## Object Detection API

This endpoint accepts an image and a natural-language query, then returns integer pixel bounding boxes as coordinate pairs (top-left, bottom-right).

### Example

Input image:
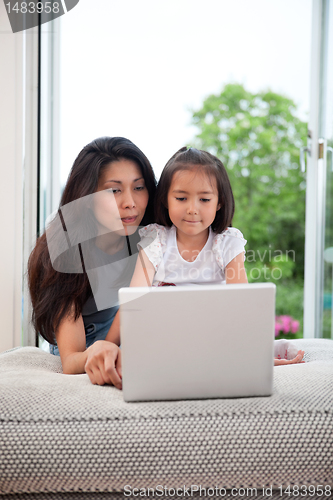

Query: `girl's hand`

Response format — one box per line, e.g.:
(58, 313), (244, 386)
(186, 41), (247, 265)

(274, 350), (305, 366)
(85, 340), (122, 388)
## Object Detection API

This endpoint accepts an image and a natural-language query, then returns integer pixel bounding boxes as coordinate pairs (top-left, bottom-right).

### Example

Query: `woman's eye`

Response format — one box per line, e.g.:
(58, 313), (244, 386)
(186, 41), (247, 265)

(135, 186), (145, 191)
(108, 188), (119, 194)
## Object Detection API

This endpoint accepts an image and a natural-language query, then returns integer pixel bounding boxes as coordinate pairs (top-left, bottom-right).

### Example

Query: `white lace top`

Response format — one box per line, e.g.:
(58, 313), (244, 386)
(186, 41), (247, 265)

(138, 224), (247, 286)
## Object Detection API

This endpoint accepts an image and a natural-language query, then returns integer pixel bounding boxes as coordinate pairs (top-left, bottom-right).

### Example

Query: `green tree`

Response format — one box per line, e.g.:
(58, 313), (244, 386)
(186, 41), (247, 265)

(191, 83), (307, 282)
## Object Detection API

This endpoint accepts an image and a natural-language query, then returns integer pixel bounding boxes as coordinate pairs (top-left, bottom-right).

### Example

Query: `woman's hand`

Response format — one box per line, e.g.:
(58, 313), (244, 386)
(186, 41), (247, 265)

(85, 340), (122, 388)
(274, 349), (305, 366)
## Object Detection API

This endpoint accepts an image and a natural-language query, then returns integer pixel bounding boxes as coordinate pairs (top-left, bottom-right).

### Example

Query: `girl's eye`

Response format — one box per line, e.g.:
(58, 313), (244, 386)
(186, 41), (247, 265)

(201, 198), (211, 203)
(176, 197), (186, 201)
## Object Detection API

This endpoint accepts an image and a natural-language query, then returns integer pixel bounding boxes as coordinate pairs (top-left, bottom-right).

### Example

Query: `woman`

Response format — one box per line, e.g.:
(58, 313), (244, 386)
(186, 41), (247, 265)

(28, 137), (156, 387)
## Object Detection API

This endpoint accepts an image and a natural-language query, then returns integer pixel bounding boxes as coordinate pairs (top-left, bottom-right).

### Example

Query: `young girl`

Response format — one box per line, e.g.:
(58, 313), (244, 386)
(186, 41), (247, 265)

(107, 147), (304, 366)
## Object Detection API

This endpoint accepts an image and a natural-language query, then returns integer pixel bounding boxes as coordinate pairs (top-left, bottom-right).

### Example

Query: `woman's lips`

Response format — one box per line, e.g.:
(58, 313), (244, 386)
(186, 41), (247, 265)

(121, 216), (137, 223)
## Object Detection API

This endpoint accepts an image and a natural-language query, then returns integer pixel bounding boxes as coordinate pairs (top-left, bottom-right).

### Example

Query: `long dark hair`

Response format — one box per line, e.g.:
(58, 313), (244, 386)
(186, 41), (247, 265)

(155, 147), (234, 233)
(28, 137), (156, 344)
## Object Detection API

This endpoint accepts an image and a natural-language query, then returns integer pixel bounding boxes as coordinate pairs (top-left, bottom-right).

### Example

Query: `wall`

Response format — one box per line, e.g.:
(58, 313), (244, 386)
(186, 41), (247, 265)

(0, 4), (38, 351)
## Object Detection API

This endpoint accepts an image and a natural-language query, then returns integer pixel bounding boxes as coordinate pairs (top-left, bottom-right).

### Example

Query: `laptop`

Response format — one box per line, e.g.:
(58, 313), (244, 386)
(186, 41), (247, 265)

(119, 283), (276, 402)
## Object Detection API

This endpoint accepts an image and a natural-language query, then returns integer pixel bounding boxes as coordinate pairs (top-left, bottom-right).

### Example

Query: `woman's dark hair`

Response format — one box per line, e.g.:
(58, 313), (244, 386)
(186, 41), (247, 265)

(155, 147), (234, 233)
(28, 137), (156, 344)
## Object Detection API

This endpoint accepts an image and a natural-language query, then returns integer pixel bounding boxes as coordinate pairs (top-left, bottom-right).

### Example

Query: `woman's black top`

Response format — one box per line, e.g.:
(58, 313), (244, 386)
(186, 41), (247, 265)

(80, 232), (140, 325)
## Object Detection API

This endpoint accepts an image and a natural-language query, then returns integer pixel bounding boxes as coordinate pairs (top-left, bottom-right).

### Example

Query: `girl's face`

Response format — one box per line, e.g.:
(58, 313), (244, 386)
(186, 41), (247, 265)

(167, 168), (221, 239)
(94, 159), (149, 237)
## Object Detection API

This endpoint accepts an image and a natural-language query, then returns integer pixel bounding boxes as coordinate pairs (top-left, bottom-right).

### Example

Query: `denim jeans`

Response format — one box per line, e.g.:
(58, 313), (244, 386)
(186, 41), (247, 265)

(49, 306), (119, 356)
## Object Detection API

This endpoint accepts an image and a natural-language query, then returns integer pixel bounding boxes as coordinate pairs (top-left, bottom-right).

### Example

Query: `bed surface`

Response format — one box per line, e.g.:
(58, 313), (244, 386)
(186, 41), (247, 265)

(0, 339), (332, 498)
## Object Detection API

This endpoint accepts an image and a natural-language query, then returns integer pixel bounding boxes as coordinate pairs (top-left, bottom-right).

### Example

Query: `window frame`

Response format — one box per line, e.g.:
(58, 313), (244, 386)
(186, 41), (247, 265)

(303, 0), (331, 338)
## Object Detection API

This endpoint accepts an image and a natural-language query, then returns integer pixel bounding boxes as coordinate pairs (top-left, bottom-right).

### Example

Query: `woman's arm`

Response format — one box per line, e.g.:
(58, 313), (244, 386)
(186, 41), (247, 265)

(56, 311), (122, 387)
(105, 249), (156, 345)
(225, 253), (248, 284)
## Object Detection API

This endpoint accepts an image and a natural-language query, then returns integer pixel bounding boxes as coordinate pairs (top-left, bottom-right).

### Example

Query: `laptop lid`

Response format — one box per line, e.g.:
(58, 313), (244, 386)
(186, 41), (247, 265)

(119, 283), (275, 402)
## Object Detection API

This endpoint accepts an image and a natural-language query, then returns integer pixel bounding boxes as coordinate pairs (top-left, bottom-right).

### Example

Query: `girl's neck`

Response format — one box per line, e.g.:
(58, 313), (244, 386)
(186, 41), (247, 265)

(175, 227), (210, 262)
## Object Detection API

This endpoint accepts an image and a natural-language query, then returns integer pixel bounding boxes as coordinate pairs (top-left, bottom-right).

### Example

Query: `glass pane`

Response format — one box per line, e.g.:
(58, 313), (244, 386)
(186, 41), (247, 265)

(38, 19), (62, 350)
(55, 0), (311, 340)
(322, 1), (333, 339)
(59, 0), (311, 180)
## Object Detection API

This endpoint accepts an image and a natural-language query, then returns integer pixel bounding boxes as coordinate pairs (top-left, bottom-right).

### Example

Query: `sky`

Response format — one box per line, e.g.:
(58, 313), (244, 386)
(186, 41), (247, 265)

(57, 0), (312, 184)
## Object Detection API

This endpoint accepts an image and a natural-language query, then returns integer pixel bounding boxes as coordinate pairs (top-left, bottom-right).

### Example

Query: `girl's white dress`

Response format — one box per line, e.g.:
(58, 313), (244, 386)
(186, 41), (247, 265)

(138, 224), (247, 286)
(138, 224), (300, 361)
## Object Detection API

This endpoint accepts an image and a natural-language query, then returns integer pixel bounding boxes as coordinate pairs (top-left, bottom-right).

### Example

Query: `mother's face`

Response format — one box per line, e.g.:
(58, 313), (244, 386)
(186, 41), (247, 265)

(94, 159), (149, 237)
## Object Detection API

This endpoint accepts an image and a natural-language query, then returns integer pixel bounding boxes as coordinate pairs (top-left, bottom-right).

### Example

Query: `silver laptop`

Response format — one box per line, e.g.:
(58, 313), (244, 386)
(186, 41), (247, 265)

(119, 283), (275, 402)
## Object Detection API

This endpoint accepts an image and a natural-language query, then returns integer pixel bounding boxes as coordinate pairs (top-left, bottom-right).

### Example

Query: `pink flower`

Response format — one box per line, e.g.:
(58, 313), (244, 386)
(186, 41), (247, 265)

(275, 319), (283, 337)
(291, 320), (299, 334)
(275, 315), (300, 336)
(280, 315), (292, 334)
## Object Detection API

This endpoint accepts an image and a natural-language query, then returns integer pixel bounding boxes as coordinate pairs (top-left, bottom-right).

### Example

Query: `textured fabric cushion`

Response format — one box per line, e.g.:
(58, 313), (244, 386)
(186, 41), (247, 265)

(0, 339), (332, 497)
(1, 491), (332, 500)
(2, 491), (332, 500)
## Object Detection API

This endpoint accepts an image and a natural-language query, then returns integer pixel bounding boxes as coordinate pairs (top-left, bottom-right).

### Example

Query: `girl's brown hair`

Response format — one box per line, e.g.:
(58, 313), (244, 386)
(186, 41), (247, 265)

(155, 147), (234, 233)
(28, 137), (156, 344)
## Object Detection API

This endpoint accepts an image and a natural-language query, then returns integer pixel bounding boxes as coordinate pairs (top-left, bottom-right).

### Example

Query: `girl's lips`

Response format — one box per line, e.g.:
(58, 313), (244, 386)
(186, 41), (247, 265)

(184, 220), (200, 223)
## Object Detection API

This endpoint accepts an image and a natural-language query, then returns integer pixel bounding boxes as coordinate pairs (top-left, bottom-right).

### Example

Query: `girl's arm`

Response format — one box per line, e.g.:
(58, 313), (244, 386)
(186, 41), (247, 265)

(225, 252), (248, 284)
(56, 311), (122, 387)
(105, 249), (156, 345)
(274, 352), (305, 365)
(129, 248), (156, 287)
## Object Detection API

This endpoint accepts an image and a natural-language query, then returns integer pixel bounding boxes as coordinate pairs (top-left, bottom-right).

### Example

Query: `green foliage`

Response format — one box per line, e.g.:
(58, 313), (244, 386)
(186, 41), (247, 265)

(323, 139), (333, 338)
(191, 83), (307, 280)
(275, 282), (304, 337)
(324, 139), (333, 250)
(246, 253), (295, 284)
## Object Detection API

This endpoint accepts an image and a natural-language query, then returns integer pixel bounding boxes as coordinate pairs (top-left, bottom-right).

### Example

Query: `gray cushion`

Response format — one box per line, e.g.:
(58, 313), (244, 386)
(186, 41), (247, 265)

(0, 339), (332, 497)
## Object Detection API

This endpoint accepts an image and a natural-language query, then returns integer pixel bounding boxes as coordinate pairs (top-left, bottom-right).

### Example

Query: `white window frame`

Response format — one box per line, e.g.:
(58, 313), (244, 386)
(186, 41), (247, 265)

(303, 0), (331, 338)
(0, 4), (38, 352)
(0, 8), (62, 352)
(22, 26), (40, 347)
